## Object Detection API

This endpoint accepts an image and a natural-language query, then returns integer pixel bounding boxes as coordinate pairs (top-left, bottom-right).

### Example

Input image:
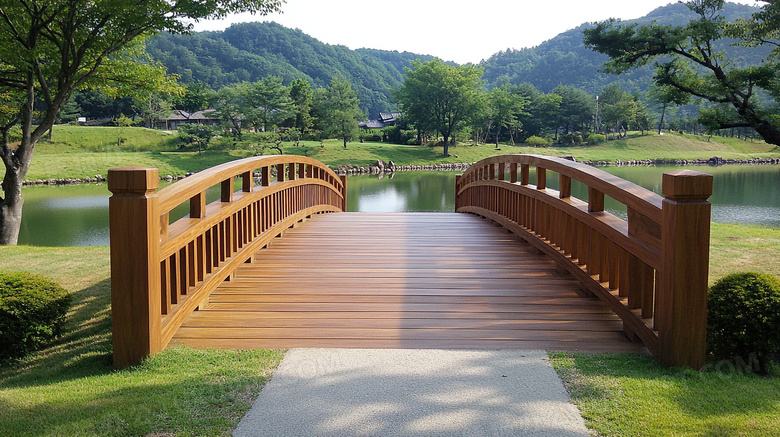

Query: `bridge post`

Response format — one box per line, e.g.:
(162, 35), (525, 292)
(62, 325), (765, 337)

(340, 175), (348, 211)
(108, 167), (162, 369)
(657, 170), (713, 369)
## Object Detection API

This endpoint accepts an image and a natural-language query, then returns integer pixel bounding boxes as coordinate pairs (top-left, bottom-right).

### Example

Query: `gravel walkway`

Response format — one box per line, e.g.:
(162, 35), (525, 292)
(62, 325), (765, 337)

(234, 349), (589, 437)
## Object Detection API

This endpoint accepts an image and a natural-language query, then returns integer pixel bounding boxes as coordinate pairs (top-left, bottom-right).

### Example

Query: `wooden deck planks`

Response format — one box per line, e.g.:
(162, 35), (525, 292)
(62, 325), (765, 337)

(169, 212), (648, 354)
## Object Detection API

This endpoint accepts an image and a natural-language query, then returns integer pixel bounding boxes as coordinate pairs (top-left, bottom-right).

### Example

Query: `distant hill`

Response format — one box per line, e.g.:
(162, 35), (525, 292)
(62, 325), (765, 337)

(147, 2), (768, 116)
(146, 22), (436, 118)
(479, 2), (768, 94)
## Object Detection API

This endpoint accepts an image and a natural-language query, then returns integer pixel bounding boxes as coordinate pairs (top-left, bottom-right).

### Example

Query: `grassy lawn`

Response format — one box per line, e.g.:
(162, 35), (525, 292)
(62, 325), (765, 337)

(550, 353), (780, 437)
(20, 126), (779, 181)
(0, 246), (283, 437)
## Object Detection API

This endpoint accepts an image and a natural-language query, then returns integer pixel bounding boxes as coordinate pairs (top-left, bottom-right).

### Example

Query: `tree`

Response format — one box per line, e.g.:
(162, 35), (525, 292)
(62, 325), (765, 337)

(0, 0), (283, 245)
(314, 77), (363, 149)
(179, 82), (214, 113)
(135, 93), (173, 129)
(289, 78), (314, 134)
(395, 59), (484, 157)
(179, 123), (213, 154)
(552, 85), (594, 138)
(246, 76), (292, 132)
(486, 85), (527, 147)
(583, 0), (780, 146)
(210, 83), (250, 140)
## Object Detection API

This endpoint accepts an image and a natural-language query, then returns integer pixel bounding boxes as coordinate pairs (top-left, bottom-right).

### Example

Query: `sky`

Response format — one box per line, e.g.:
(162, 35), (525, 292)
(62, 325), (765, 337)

(192, 0), (762, 65)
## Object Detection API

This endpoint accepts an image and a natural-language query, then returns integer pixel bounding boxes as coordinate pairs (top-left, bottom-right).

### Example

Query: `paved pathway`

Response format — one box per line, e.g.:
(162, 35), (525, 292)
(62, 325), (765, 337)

(234, 349), (589, 437)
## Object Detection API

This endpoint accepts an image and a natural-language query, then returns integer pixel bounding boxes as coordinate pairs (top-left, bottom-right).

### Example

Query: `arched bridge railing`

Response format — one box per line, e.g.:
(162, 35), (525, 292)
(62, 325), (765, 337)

(108, 155), (346, 368)
(456, 155), (713, 369)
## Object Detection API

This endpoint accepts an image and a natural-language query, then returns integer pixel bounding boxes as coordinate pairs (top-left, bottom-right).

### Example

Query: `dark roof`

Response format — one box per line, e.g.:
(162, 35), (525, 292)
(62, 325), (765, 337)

(162, 109), (216, 121)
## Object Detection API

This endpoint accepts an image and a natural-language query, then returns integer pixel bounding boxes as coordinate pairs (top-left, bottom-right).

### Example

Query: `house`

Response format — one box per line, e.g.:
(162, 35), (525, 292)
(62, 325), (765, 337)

(359, 112), (401, 130)
(155, 109), (220, 130)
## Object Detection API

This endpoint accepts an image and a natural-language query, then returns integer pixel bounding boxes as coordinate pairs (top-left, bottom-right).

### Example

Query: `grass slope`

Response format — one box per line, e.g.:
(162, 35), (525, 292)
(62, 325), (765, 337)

(19, 126), (780, 181)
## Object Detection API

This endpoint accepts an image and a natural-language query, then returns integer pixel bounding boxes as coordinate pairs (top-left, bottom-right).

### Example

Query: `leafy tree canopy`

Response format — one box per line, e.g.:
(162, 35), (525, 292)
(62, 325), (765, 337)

(0, 0), (284, 245)
(583, 0), (780, 145)
(394, 59), (484, 157)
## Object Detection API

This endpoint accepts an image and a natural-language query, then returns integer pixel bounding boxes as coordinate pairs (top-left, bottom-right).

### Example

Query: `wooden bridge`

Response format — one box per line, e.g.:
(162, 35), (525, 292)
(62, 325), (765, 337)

(108, 155), (713, 369)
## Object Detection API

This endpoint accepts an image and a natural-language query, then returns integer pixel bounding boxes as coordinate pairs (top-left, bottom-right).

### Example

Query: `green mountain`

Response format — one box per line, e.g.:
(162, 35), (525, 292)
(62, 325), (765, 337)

(147, 2), (768, 117)
(480, 2), (768, 94)
(146, 22), (436, 118)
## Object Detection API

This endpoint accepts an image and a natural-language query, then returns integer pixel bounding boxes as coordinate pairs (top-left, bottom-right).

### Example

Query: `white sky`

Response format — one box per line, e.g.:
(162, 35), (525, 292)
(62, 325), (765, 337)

(192, 0), (762, 65)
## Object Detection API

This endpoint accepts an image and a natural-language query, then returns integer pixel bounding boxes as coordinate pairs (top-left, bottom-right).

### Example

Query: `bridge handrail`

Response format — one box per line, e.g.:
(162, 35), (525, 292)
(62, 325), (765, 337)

(108, 155), (346, 368)
(456, 154), (713, 369)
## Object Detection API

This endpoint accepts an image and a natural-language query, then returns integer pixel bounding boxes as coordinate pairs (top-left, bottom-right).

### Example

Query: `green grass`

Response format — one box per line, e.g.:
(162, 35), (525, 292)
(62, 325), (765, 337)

(0, 245), (283, 436)
(18, 127), (779, 181)
(710, 223), (780, 284)
(550, 353), (780, 437)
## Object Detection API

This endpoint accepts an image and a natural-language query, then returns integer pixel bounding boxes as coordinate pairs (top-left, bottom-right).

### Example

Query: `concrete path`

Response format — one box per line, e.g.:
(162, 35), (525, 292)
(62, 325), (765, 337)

(234, 349), (589, 437)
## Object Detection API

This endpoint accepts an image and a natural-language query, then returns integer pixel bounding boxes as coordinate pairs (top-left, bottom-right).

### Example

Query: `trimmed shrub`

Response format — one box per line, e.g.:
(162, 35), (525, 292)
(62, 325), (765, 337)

(586, 134), (606, 145)
(0, 272), (72, 360)
(525, 136), (550, 147)
(707, 272), (780, 374)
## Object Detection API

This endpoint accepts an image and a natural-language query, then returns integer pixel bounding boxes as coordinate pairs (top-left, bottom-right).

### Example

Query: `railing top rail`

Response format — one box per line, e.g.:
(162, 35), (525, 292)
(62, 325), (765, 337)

(463, 154), (664, 217)
(156, 155), (342, 214)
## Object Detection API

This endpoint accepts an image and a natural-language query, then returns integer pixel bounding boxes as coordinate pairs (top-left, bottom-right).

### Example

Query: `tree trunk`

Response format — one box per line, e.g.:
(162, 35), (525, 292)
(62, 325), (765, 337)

(658, 103), (666, 134)
(442, 134), (450, 157)
(0, 170), (23, 245)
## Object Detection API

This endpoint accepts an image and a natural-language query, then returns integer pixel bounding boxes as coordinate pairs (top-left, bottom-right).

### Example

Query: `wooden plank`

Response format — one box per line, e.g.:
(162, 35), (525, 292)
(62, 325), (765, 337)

(170, 212), (648, 355)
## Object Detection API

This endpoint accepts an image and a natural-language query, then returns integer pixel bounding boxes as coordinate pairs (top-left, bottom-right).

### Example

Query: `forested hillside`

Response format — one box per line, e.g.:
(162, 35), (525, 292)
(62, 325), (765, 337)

(146, 22), (435, 118)
(480, 2), (767, 94)
(146, 2), (767, 116)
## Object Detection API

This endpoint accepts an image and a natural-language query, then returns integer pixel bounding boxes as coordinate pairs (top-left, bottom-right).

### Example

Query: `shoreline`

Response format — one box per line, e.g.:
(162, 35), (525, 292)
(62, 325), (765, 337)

(20, 156), (780, 187)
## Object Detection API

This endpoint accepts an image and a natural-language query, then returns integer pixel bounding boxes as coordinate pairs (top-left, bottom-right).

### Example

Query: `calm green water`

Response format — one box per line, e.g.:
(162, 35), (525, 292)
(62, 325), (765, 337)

(16, 165), (780, 246)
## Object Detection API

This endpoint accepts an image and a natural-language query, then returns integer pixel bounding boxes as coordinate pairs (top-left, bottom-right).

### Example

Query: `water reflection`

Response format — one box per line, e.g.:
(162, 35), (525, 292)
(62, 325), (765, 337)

(14, 164), (780, 246)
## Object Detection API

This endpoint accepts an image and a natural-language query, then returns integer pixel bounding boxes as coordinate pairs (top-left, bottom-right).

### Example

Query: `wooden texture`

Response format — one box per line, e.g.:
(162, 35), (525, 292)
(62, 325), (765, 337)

(455, 155), (713, 368)
(109, 156), (345, 368)
(169, 213), (648, 354)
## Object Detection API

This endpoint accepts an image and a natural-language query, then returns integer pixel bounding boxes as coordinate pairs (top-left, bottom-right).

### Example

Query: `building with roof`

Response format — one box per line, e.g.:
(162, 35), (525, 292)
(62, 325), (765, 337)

(359, 112), (401, 130)
(155, 109), (220, 130)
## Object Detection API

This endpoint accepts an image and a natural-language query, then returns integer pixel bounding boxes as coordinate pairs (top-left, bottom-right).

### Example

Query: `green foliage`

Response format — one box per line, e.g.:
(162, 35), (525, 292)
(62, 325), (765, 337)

(707, 272), (780, 374)
(313, 77), (364, 149)
(395, 59), (484, 157)
(178, 123), (214, 154)
(586, 133), (606, 145)
(525, 135), (551, 146)
(584, 0), (780, 145)
(0, 272), (71, 361)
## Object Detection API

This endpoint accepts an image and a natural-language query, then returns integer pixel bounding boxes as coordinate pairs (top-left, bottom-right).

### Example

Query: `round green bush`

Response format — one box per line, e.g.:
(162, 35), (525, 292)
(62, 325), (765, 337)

(586, 133), (606, 145)
(0, 271), (72, 361)
(525, 136), (550, 147)
(707, 272), (780, 373)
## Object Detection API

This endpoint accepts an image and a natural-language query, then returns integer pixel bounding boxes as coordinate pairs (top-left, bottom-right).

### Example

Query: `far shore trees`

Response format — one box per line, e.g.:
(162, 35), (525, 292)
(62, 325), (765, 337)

(0, 0), (284, 245)
(394, 59), (484, 157)
(313, 77), (363, 149)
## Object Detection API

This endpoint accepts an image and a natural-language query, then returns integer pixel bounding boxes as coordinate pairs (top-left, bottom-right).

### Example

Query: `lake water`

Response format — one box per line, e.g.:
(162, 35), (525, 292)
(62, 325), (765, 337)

(15, 164), (780, 246)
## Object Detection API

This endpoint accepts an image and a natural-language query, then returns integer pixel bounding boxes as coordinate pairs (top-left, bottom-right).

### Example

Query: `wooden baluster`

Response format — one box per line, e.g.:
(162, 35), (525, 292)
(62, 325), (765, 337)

(242, 171), (253, 192)
(190, 192), (206, 219)
(520, 164), (529, 185)
(261, 166), (270, 187)
(489, 163), (495, 180)
(657, 170), (713, 369)
(221, 177), (233, 203)
(277, 164), (285, 183)
(559, 175), (571, 199)
(340, 175), (348, 212)
(588, 187), (605, 213)
(536, 167), (546, 190)
(108, 167), (162, 369)
(497, 162), (505, 181)
(288, 162), (297, 181)
(510, 163), (518, 183)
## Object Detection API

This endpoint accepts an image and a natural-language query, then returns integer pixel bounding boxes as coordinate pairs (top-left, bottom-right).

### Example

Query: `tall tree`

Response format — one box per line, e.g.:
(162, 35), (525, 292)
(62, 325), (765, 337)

(210, 83), (249, 140)
(487, 85), (527, 147)
(0, 0), (284, 245)
(135, 92), (173, 129)
(583, 0), (780, 146)
(313, 77), (363, 149)
(394, 59), (484, 157)
(246, 76), (292, 132)
(289, 78), (313, 134)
